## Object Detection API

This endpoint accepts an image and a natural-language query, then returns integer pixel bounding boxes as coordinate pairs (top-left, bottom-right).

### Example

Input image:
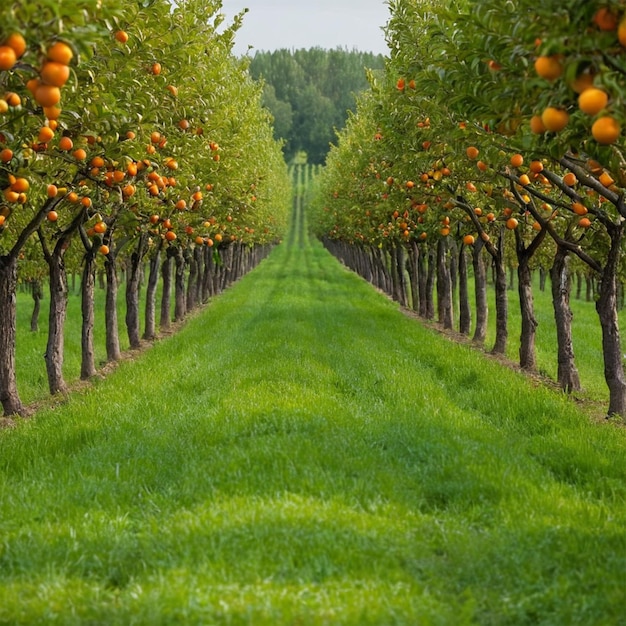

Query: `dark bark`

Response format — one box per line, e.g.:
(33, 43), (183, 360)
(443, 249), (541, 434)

(472, 238), (488, 345)
(407, 240), (419, 312)
(80, 251), (97, 379)
(143, 244), (162, 341)
(174, 246), (187, 322)
(104, 254), (122, 362)
(417, 243), (428, 318)
(425, 245), (436, 320)
(0, 255), (23, 416)
(458, 244), (471, 335)
(550, 247), (581, 392)
(596, 228), (626, 416)
(30, 279), (43, 332)
(125, 233), (148, 349)
(491, 230), (508, 355)
(436, 237), (453, 329)
(160, 248), (174, 330)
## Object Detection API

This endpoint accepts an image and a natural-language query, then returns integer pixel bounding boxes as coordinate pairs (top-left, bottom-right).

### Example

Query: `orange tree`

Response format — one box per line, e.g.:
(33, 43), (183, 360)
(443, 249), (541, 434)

(314, 0), (626, 416)
(0, 0), (289, 416)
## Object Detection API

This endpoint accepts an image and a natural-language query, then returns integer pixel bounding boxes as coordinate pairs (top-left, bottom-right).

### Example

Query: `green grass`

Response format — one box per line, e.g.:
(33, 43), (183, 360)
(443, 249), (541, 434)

(1, 207), (625, 625)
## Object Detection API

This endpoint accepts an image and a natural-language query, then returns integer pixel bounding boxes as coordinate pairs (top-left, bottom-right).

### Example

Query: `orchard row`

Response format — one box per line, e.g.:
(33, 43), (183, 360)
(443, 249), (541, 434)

(0, 0), (290, 416)
(311, 0), (626, 417)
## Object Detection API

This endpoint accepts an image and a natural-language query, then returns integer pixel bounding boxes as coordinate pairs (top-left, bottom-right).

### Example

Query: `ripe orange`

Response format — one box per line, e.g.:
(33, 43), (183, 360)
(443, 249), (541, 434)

(506, 217), (519, 230)
(620, 17), (626, 47)
(38, 126), (55, 143)
(115, 30), (129, 43)
(175, 199), (186, 210)
(72, 148), (87, 160)
(4, 33), (26, 59)
(534, 55), (563, 81)
(463, 234), (475, 245)
(0, 148), (13, 163)
(578, 217), (591, 229)
(5, 92), (20, 107)
(99, 244), (110, 255)
(440, 226), (450, 236)
(477, 160), (488, 172)
(151, 62), (161, 75)
(178, 119), (190, 130)
(164, 230), (177, 241)
(40, 61), (70, 87)
(34, 84), (61, 108)
(166, 85), (178, 97)
(510, 154), (524, 168)
(599, 172), (615, 187)
(67, 191), (79, 203)
(0, 99), (8, 114)
(47, 41), (73, 65)
(519, 173), (531, 186)
(94, 221), (107, 234)
(396, 77), (405, 91)
(529, 160), (544, 173)
(562, 172), (578, 186)
(47, 184), (58, 198)
(43, 105), (61, 120)
(466, 146), (479, 160)
(541, 107), (569, 132)
(58, 136), (73, 151)
(47, 210), (58, 222)
(570, 71), (595, 94)
(81, 196), (92, 208)
(593, 7), (618, 31)
(572, 202), (588, 215)
(591, 116), (621, 145)
(0, 45), (17, 70)
(11, 177), (29, 193)
(578, 88), (608, 115)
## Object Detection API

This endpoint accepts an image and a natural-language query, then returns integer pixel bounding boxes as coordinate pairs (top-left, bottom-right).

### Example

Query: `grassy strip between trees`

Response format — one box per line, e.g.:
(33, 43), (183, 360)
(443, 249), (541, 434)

(0, 203), (625, 626)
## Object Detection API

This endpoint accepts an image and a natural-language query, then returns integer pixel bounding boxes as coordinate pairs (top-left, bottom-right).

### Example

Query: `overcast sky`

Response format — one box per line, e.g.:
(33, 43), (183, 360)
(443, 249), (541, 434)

(220, 0), (391, 56)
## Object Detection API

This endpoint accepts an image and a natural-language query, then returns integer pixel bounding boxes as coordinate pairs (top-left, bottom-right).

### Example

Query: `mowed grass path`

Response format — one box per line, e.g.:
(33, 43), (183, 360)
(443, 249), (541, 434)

(1, 204), (625, 625)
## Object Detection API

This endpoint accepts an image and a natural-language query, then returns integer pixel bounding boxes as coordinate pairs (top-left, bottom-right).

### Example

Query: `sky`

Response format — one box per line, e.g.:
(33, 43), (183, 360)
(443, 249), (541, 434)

(220, 0), (391, 56)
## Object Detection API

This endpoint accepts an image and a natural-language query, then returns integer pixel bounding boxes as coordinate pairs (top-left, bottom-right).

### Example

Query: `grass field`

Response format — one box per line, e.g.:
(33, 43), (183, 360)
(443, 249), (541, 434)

(1, 204), (625, 625)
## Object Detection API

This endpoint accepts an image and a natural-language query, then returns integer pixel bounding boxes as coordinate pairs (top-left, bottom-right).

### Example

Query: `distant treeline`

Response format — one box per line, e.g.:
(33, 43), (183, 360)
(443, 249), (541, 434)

(249, 48), (385, 164)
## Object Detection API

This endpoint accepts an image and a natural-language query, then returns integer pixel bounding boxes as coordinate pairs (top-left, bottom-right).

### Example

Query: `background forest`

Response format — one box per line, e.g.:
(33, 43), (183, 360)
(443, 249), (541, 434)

(249, 48), (385, 164)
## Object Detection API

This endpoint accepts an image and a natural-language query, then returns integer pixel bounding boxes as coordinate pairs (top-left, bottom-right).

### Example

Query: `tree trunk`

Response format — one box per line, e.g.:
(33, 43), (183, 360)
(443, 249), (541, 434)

(491, 231), (508, 355)
(550, 247), (581, 393)
(458, 244), (471, 335)
(80, 251), (97, 379)
(0, 255), (23, 416)
(174, 246), (187, 322)
(518, 256), (537, 370)
(105, 254), (122, 362)
(437, 237), (453, 329)
(472, 238), (488, 345)
(160, 250), (173, 330)
(30, 279), (43, 332)
(44, 246), (69, 395)
(425, 245), (436, 320)
(418, 243), (428, 318)
(143, 246), (161, 341)
(125, 233), (147, 349)
(407, 240), (419, 312)
(596, 228), (626, 416)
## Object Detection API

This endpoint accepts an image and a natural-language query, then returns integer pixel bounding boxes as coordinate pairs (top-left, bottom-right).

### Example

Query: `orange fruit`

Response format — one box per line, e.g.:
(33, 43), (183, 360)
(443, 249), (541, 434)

(591, 116), (620, 145)
(510, 153), (524, 168)
(396, 77), (405, 90)
(619, 17), (626, 47)
(94, 220), (106, 234)
(40, 61), (70, 87)
(530, 115), (546, 134)
(562, 172), (578, 186)
(4, 33), (26, 59)
(34, 84), (61, 107)
(5, 92), (20, 107)
(151, 62), (161, 75)
(58, 136), (73, 151)
(43, 105), (61, 120)
(47, 41), (73, 65)
(81, 196), (92, 208)
(47, 210), (58, 222)
(0, 98), (8, 114)
(506, 217), (519, 230)
(534, 55), (563, 81)
(0, 45), (17, 70)
(47, 184), (58, 198)
(529, 160), (544, 173)
(166, 85), (178, 97)
(11, 177), (29, 193)
(463, 234), (475, 246)
(578, 88), (608, 115)
(477, 160), (488, 172)
(572, 202), (588, 215)
(99, 244), (110, 255)
(38, 126), (55, 143)
(115, 30), (129, 43)
(0, 148), (13, 162)
(541, 107), (569, 132)
(175, 199), (186, 210)
(593, 8), (618, 31)
(599, 172), (615, 187)
(72, 148), (87, 160)
(466, 146), (479, 159)
(165, 230), (177, 241)
(519, 173), (531, 186)
(67, 191), (79, 203)
(578, 217), (592, 228)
